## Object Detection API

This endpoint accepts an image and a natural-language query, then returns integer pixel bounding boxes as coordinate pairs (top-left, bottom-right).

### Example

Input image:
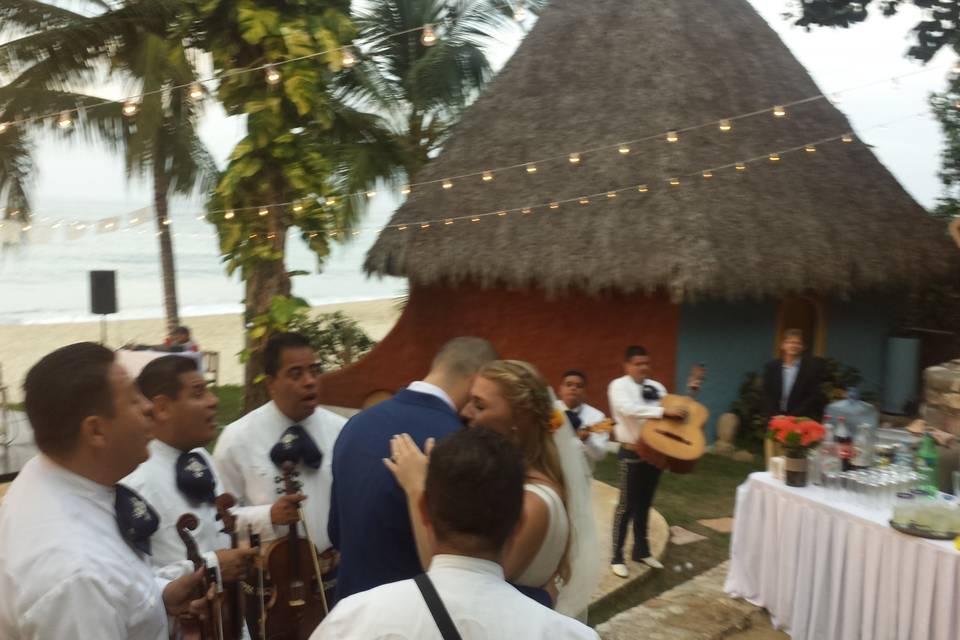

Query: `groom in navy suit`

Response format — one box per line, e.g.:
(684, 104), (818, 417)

(328, 337), (499, 601)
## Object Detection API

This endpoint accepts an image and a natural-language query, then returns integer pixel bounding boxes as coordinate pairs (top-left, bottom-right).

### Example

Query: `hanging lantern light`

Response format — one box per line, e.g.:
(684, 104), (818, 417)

(401, 185), (412, 195)
(341, 48), (357, 69)
(189, 82), (204, 100)
(669, 177), (680, 186)
(224, 210), (235, 220)
(618, 144), (630, 155)
(0, 122), (8, 134)
(773, 105), (786, 118)
(482, 171), (494, 182)
(735, 162), (746, 172)
(769, 153), (781, 162)
(258, 207), (269, 217)
(265, 64), (282, 86)
(421, 24), (437, 46)
(666, 130), (679, 143)
(805, 144), (817, 153)
(638, 184), (649, 193)
(526, 163), (538, 173)
(442, 179), (454, 189)
(841, 133), (854, 143)
(122, 100), (139, 117)
(57, 111), (73, 129)
(718, 119), (732, 132)
(702, 170), (713, 179)
(568, 153), (581, 164)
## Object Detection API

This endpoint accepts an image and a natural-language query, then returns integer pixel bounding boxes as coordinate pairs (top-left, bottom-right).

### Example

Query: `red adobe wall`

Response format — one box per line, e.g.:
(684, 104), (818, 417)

(318, 283), (680, 415)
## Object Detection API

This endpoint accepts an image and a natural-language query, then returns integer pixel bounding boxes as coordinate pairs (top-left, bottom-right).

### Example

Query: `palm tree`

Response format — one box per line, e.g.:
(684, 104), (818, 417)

(345, 0), (543, 177)
(0, 0), (217, 334)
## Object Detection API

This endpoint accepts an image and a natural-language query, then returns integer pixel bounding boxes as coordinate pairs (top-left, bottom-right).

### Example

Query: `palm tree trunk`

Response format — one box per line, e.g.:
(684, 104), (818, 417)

(153, 158), (180, 336)
(242, 213), (292, 412)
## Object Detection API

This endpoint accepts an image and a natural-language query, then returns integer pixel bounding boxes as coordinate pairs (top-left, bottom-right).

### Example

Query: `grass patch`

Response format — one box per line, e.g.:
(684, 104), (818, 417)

(589, 452), (764, 626)
(214, 385), (245, 427)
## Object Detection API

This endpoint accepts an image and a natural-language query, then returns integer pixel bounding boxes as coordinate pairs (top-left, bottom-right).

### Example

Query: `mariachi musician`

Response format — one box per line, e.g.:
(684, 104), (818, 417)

(213, 333), (345, 637)
(607, 345), (700, 579)
(121, 355), (256, 638)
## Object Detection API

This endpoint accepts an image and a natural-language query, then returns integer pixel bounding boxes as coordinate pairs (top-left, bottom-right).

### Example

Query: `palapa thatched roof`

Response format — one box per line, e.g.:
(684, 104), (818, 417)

(365, 0), (956, 300)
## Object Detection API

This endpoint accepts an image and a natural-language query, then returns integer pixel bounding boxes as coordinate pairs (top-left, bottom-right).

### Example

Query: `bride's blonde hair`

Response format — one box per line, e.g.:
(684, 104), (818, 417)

(477, 359), (571, 583)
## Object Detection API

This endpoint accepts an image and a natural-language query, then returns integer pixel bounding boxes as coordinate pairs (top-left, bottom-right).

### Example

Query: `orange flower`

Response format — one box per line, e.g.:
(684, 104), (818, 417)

(549, 410), (565, 433)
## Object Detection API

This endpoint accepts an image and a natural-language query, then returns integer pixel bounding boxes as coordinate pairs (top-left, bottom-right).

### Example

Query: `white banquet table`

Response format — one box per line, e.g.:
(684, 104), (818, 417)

(725, 472), (959, 640)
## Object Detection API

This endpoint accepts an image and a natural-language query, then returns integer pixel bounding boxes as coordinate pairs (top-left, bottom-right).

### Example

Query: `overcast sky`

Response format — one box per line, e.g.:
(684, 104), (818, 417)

(18, 1), (957, 221)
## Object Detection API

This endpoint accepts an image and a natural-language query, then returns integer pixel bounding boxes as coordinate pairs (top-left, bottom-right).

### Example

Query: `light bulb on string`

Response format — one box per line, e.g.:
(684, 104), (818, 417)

(57, 111), (73, 129)
(189, 82), (204, 100)
(195, 214), (205, 221)
(442, 179), (454, 189)
(666, 130), (679, 143)
(805, 144), (817, 153)
(618, 144), (630, 155)
(548, 202), (560, 209)
(420, 223), (431, 229)
(366, 190), (377, 198)
(702, 170), (713, 179)
(259, 207), (269, 216)
(773, 105), (786, 118)
(471, 217), (481, 223)
(606, 191), (617, 199)
(578, 197), (590, 205)
(398, 225), (408, 231)
(497, 210), (508, 216)
(514, 1), (528, 21)
(122, 100), (139, 117)
(326, 197), (337, 206)
(769, 153), (781, 162)
(421, 24), (437, 46)
(341, 48), (357, 69)
(569, 153), (581, 164)
(401, 185), (412, 195)
(735, 162), (746, 171)
(292, 201), (304, 212)
(841, 134), (854, 143)
(638, 184), (649, 193)
(0, 122), (8, 134)
(718, 119), (732, 132)
(526, 163), (538, 173)
(669, 177), (680, 186)
(265, 64), (282, 86)
(444, 219), (453, 225)
(521, 207), (533, 214)
(224, 210), (235, 220)
(482, 171), (494, 182)
(163, 218), (172, 225)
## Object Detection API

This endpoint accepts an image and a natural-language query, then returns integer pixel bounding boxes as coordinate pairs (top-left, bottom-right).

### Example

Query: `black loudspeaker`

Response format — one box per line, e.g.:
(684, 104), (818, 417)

(90, 270), (117, 315)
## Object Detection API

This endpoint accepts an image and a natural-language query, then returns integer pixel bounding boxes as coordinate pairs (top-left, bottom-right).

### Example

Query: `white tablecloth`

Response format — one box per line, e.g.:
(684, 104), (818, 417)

(115, 349), (204, 379)
(725, 472), (959, 640)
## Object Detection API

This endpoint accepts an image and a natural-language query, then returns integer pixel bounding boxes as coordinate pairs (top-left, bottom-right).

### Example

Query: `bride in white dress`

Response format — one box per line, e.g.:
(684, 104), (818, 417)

(386, 360), (600, 618)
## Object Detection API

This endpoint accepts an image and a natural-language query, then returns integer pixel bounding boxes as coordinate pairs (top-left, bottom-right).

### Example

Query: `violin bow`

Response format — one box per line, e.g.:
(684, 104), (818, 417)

(297, 505), (330, 616)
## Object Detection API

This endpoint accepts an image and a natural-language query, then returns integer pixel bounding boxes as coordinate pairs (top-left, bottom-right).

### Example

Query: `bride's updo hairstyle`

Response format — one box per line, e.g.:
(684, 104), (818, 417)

(476, 359), (571, 583)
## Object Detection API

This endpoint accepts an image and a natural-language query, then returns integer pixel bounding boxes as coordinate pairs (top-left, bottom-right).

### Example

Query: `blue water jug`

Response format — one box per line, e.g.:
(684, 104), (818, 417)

(825, 388), (879, 468)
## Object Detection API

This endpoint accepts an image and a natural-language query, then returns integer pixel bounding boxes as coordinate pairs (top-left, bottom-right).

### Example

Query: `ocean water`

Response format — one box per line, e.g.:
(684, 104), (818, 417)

(0, 192), (407, 325)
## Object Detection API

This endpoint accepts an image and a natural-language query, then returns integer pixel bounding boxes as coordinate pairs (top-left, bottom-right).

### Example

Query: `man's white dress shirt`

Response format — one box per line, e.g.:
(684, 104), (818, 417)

(407, 381), (457, 412)
(781, 359), (801, 412)
(122, 439), (238, 582)
(213, 401), (346, 548)
(0, 455), (168, 639)
(311, 554), (599, 639)
(555, 400), (609, 466)
(607, 375), (668, 445)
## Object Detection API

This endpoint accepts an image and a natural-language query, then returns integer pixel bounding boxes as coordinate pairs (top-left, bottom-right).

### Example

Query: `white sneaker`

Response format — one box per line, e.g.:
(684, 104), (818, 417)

(610, 563), (629, 578)
(641, 556), (664, 570)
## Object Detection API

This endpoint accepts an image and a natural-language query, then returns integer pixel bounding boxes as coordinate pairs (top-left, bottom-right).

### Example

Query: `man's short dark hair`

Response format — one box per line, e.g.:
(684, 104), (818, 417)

(263, 332), (314, 377)
(624, 345), (648, 361)
(425, 428), (524, 553)
(783, 329), (804, 341)
(137, 355), (199, 401)
(173, 326), (191, 338)
(24, 342), (116, 455)
(561, 369), (587, 384)
(430, 337), (499, 379)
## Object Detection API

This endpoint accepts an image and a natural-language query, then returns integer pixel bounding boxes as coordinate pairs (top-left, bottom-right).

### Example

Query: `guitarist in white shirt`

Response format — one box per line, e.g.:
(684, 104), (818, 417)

(555, 370), (609, 470)
(607, 346), (687, 578)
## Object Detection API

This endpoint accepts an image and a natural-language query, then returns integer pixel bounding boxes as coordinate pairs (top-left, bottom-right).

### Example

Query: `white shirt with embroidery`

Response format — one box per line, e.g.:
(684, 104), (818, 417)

(0, 455), (168, 639)
(555, 400), (609, 465)
(607, 375), (667, 445)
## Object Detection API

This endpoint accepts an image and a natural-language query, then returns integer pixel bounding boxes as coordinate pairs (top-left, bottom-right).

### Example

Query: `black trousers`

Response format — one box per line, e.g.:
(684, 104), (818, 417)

(611, 448), (662, 562)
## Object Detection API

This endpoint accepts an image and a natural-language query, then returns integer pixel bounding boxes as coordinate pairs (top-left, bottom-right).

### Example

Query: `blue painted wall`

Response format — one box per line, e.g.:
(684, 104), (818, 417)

(676, 295), (898, 442)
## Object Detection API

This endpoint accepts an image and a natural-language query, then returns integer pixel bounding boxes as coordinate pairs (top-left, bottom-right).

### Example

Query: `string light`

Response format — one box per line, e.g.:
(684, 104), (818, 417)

(265, 65), (282, 86)
(122, 100), (138, 117)
(669, 177), (680, 186)
(548, 202), (560, 209)
(341, 48), (357, 68)
(366, 190), (377, 198)
(666, 130), (679, 143)
(442, 179), (454, 189)
(224, 210), (235, 219)
(638, 184), (649, 192)
(325, 197), (337, 206)
(718, 119), (732, 132)
(292, 201), (304, 212)
(258, 207), (269, 216)
(841, 134), (854, 143)
(702, 170), (713, 179)
(189, 83), (204, 100)
(497, 210), (508, 216)
(482, 171), (494, 182)
(735, 162), (746, 171)
(568, 153), (581, 164)
(57, 111), (73, 129)
(444, 219), (454, 225)
(521, 207), (533, 213)
(578, 197), (590, 205)
(773, 105), (786, 118)
(398, 225), (408, 231)
(401, 185), (412, 195)
(526, 163), (538, 173)
(618, 144), (630, 155)
(514, 1), (528, 21)
(162, 219), (172, 225)
(805, 144), (816, 153)
(769, 153), (781, 162)
(421, 24), (437, 46)
(420, 223), (431, 229)
(606, 191), (617, 199)
(471, 216), (481, 222)
(0, 122), (7, 134)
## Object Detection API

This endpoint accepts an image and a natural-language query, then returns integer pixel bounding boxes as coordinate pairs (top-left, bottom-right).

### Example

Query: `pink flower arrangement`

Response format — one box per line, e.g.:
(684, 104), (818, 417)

(768, 415), (826, 449)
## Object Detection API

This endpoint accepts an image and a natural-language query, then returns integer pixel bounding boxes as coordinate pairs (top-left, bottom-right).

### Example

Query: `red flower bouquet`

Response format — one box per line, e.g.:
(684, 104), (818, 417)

(767, 415), (826, 450)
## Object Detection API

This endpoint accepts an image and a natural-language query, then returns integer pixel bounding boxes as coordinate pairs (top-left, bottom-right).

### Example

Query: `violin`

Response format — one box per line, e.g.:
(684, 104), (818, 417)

(176, 513), (225, 640)
(258, 461), (336, 640)
(247, 526), (266, 640)
(214, 494), (246, 640)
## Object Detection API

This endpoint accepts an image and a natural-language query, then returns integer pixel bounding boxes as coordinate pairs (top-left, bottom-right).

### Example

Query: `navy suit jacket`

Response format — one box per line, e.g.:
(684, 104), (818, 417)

(328, 388), (463, 600)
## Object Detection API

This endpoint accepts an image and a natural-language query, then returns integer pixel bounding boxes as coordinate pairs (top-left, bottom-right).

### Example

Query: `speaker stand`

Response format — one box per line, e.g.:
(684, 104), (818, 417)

(100, 315), (107, 346)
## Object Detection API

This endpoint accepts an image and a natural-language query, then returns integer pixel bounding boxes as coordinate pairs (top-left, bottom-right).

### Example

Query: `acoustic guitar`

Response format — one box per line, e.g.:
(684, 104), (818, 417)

(638, 365), (708, 474)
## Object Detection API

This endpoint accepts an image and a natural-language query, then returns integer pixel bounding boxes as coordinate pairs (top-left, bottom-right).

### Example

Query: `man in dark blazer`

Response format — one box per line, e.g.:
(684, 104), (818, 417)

(328, 337), (498, 601)
(762, 329), (827, 419)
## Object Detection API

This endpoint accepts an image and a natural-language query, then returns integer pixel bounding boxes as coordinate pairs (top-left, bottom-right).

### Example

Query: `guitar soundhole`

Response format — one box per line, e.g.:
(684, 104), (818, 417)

(655, 429), (692, 446)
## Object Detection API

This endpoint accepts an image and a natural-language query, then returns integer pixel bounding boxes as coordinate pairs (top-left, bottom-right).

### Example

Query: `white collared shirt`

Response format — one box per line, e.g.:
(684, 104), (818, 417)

(0, 455), (168, 640)
(608, 375), (667, 445)
(781, 359), (801, 412)
(213, 401), (346, 548)
(311, 554), (598, 639)
(122, 439), (237, 583)
(407, 381), (457, 412)
(555, 400), (609, 465)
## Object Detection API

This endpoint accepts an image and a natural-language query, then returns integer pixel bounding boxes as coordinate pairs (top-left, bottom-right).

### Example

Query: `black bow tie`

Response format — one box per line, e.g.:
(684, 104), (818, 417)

(176, 451), (216, 504)
(115, 484), (160, 555)
(642, 384), (661, 401)
(270, 425), (323, 470)
(565, 409), (583, 430)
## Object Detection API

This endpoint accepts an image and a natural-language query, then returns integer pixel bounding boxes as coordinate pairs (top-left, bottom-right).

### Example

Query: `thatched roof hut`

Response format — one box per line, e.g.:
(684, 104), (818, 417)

(365, 0), (955, 301)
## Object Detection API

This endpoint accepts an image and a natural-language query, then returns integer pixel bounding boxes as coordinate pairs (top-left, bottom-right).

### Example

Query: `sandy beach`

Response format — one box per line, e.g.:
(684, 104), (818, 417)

(0, 298), (401, 402)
